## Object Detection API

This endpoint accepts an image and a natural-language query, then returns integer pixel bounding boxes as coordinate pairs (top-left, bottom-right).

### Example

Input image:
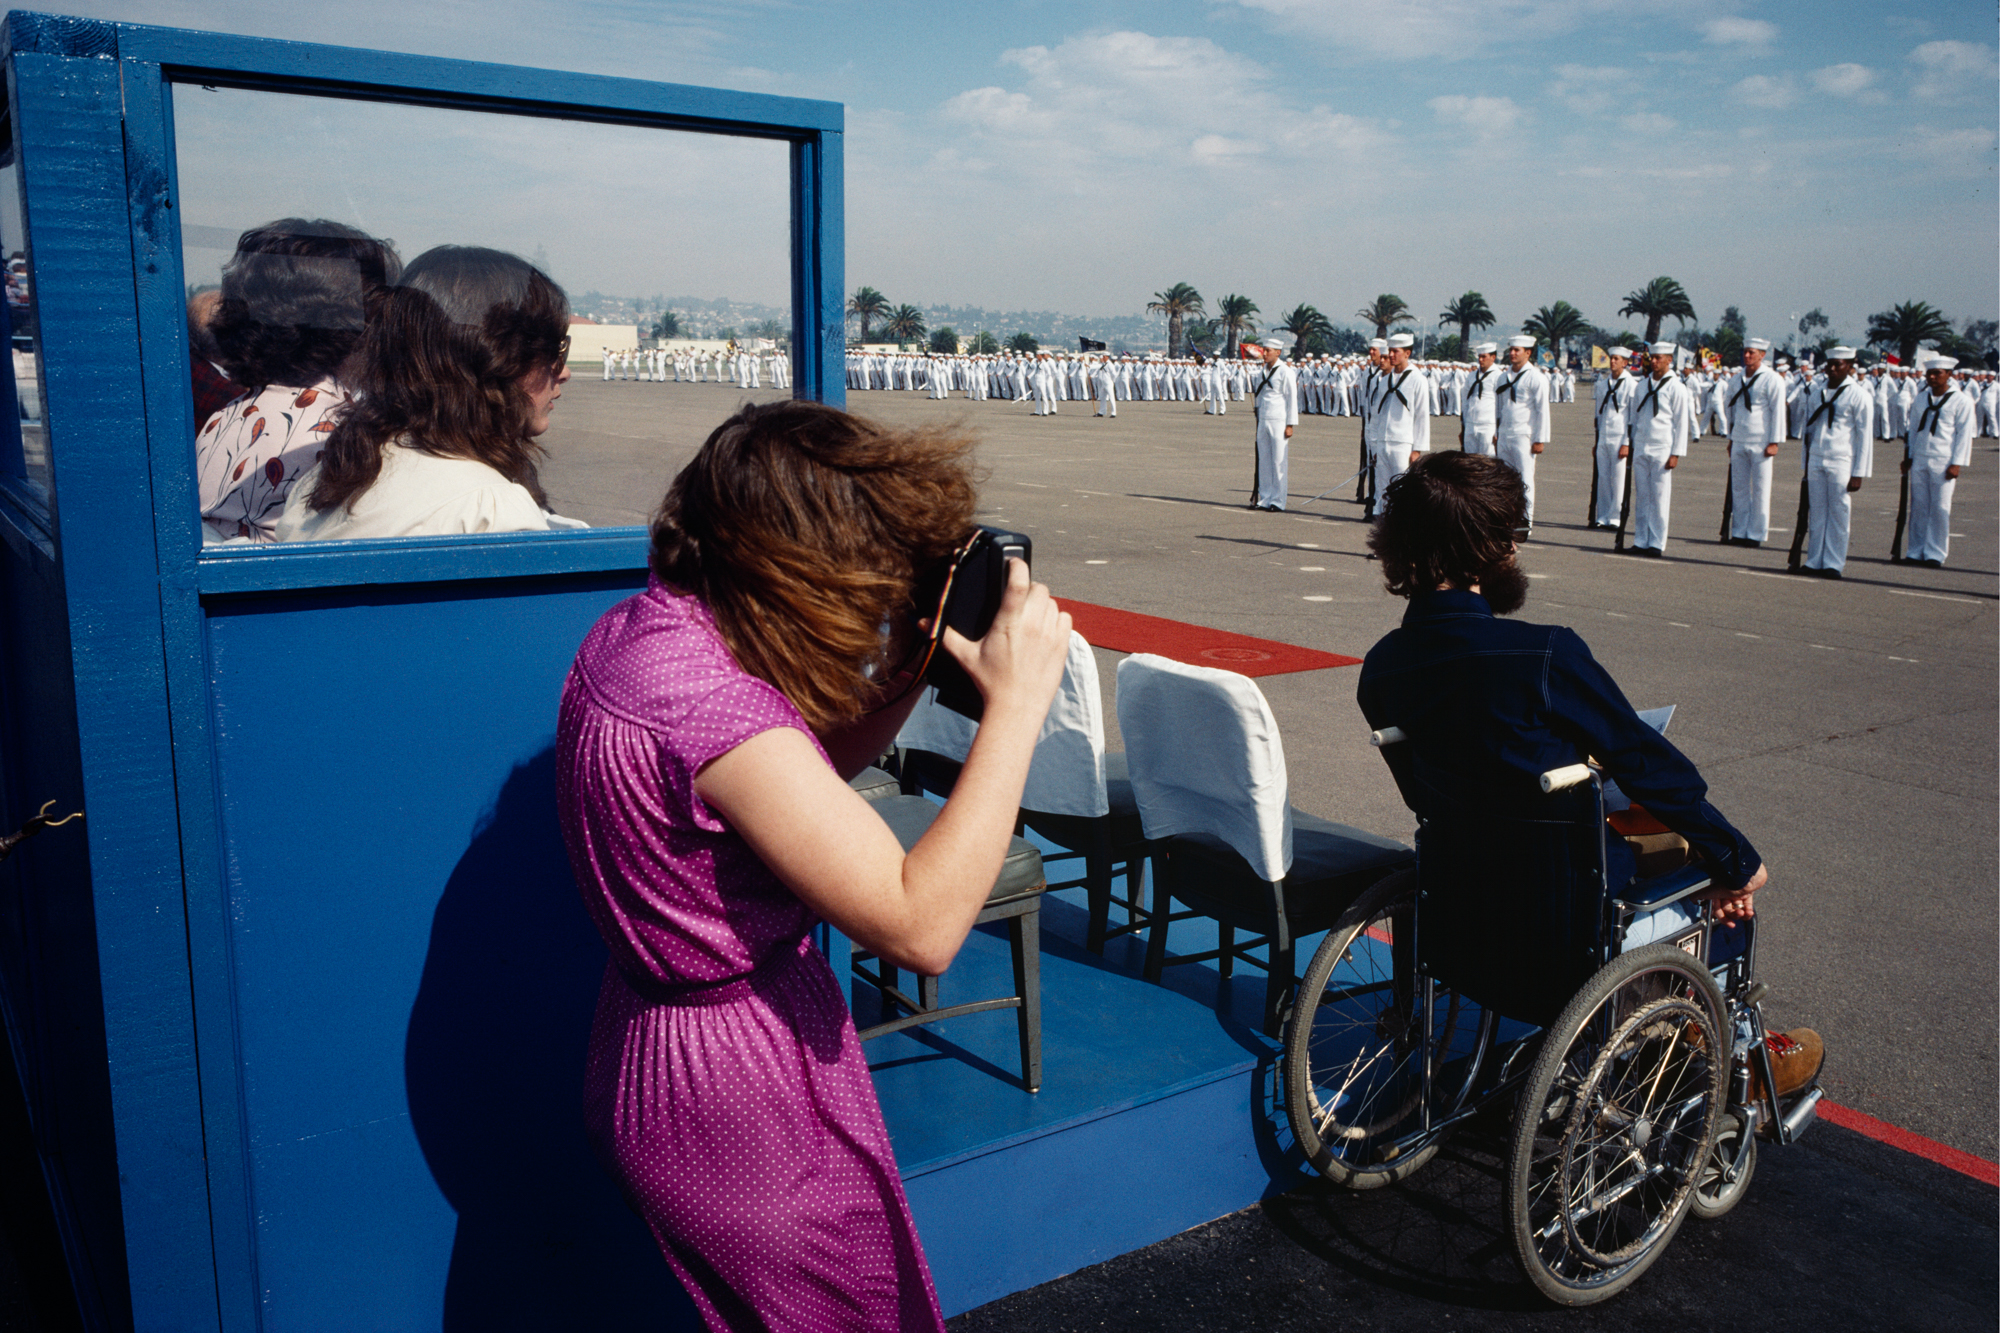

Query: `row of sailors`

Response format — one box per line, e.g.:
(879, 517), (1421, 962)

(843, 347), (1584, 414)
(598, 346), (792, 388)
(1333, 332), (1985, 577)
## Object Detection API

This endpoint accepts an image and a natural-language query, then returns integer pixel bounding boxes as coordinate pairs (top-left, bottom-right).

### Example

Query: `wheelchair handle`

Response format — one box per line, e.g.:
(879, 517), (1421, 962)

(1369, 726), (1407, 747)
(1540, 763), (1595, 793)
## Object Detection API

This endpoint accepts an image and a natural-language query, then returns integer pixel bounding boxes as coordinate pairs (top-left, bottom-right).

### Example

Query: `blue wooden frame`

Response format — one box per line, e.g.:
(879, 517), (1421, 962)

(0, 12), (842, 1328)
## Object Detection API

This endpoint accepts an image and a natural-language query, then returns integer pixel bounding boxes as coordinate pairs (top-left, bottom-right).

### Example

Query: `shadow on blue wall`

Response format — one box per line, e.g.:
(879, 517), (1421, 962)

(405, 748), (700, 1331)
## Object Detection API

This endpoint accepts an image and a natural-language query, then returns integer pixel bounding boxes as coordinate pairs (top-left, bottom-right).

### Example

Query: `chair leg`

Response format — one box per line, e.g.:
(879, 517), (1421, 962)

(1143, 856), (1173, 982)
(1263, 940), (1294, 1038)
(1125, 857), (1145, 932)
(878, 962), (899, 1021)
(1218, 924), (1235, 979)
(1084, 849), (1112, 955)
(1012, 904), (1042, 1093)
(918, 973), (939, 1013)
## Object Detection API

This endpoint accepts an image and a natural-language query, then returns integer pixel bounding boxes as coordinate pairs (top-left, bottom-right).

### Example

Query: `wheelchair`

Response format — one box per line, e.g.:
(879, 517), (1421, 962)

(1281, 728), (1823, 1306)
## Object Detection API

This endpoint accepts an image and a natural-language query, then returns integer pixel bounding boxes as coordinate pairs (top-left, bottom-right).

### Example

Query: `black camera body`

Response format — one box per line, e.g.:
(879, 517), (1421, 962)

(926, 526), (1032, 720)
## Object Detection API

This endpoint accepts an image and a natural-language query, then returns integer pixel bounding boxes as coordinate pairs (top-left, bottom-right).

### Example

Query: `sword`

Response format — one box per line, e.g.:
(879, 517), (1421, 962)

(1304, 467), (1368, 506)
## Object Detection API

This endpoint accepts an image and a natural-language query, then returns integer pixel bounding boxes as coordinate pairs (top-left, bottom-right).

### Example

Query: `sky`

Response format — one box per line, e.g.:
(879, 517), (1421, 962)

(81, 0), (2000, 346)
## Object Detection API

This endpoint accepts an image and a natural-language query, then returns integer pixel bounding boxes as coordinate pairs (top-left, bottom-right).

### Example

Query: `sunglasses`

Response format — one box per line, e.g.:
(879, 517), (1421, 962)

(552, 334), (571, 372)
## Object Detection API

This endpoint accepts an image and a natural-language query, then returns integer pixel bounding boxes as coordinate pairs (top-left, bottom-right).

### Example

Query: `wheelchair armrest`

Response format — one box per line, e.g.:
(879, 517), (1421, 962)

(1612, 864), (1714, 915)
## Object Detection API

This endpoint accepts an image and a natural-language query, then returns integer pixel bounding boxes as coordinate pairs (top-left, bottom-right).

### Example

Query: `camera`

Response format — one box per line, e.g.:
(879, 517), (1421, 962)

(926, 525), (1032, 720)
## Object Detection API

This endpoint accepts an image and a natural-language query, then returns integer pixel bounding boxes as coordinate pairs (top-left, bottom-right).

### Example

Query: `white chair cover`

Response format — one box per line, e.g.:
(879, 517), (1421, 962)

(895, 630), (1109, 818)
(1114, 653), (1292, 882)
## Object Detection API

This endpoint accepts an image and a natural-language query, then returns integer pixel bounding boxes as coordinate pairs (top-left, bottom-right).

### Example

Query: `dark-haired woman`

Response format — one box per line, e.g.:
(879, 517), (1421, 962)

(277, 245), (581, 540)
(557, 400), (1068, 1331)
(196, 218), (400, 542)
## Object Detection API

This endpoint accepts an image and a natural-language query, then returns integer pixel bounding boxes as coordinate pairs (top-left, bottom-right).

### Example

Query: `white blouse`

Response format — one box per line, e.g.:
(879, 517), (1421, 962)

(276, 441), (575, 541)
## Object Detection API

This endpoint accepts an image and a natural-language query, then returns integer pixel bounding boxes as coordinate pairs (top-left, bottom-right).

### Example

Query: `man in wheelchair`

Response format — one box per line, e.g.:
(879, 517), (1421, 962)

(1355, 451), (1822, 1099)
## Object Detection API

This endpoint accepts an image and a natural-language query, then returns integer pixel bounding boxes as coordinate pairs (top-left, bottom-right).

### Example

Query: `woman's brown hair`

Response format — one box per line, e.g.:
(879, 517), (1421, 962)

(650, 400), (978, 733)
(1367, 452), (1526, 596)
(309, 245), (567, 512)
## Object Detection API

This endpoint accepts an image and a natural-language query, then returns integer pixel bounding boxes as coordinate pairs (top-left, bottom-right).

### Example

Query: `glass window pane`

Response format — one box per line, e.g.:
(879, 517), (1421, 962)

(0, 144), (50, 502)
(173, 86), (793, 543)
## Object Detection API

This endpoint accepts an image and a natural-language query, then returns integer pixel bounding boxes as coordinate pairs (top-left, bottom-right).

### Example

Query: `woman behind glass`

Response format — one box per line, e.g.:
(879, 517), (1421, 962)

(197, 218), (400, 543)
(278, 245), (581, 540)
(557, 400), (1068, 1331)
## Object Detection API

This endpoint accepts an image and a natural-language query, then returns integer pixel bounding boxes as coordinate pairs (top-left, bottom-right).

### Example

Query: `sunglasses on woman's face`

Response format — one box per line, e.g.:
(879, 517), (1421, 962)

(552, 335), (571, 373)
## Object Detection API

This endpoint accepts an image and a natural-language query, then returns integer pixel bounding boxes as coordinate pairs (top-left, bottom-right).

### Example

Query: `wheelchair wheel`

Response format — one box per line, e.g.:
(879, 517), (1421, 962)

(1505, 943), (1728, 1305)
(1689, 1111), (1756, 1221)
(1284, 871), (1489, 1189)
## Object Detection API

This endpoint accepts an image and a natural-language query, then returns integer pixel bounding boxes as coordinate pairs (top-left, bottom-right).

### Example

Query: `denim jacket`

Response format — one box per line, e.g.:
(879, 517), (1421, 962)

(1357, 589), (1760, 891)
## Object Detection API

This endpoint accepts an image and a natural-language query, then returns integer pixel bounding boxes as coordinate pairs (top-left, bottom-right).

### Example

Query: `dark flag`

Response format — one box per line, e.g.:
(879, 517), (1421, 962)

(1079, 337), (1106, 352)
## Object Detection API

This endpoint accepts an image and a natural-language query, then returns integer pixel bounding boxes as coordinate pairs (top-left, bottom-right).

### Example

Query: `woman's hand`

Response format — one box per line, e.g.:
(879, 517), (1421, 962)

(936, 558), (1070, 728)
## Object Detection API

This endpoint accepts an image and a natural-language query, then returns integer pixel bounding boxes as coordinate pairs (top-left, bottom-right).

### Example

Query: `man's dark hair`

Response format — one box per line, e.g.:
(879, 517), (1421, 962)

(1367, 452), (1526, 596)
(209, 218), (402, 388)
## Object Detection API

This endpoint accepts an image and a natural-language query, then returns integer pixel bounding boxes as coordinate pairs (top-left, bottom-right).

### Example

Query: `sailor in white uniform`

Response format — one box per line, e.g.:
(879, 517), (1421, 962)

(1721, 338), (1788, 545)
(1493, 334), (1552, 527)
(1364, 332), (1430, 501)
(1790, 347), (1873, 577)
(1459, 342), (1499, 455)
(1591, 346), (1636, 528)
(1621, 343), (1694, 556)
(1246, 338), (1298, 510)
(1901, 355), (1976, 567)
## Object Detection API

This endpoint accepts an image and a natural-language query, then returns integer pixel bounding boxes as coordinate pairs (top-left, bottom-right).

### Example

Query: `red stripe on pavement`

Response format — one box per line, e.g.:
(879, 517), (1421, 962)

(1818, 1100), (2000, 1186)
(1063, 601), (1361, 678)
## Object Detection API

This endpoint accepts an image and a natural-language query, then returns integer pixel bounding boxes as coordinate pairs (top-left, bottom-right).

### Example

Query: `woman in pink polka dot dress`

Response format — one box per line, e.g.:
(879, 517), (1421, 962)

(557, 401), (1070, 1331)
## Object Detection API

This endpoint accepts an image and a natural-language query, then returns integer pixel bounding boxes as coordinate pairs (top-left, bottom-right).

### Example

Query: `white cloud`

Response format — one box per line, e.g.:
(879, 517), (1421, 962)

(1810, 63), (1881, 100)
(1428, 94), (1527, 137)
(1899, 124), (2000, 174)
(1548, 63), (1631, 114)
(1909, 41), (1998, 99)
(1703, 16), (1778, 47)
(1620, 112), (1677, 134)
(1732, 74), (1798, 108)
(1227, 0), (1615, 62)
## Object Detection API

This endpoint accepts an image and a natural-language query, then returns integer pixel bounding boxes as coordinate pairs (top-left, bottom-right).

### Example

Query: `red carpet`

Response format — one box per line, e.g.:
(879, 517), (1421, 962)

(1062, 601), (1361, 678)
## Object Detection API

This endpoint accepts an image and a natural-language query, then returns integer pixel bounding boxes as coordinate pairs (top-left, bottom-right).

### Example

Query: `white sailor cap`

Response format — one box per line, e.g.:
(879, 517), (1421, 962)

(1255, 337), (1287, 350)
(1507, 334), (1536, 349)
(1386, 333), (1414, 349)
(1826, 346), (1856, 361)
(1926, 354), (1958, 370)
(1606, 345), (1632, 359)
(1746, 337), (1770, 352)
(1648, 341), (1677, 355)
(1368, 338), (1388, 350)
(1472, 340), (1497, 355)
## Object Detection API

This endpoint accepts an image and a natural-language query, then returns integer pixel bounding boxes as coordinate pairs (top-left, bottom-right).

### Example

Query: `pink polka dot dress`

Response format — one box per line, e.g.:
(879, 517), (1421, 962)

(557, 576), (945, 1332)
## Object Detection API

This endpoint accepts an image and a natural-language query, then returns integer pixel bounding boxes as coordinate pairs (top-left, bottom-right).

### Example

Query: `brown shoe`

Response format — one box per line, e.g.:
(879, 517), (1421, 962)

(1751, 1028), (1825, 1100)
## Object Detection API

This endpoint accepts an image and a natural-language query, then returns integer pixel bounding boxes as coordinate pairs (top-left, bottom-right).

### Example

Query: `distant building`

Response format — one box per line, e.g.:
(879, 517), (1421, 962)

(565, 321), (638, 363)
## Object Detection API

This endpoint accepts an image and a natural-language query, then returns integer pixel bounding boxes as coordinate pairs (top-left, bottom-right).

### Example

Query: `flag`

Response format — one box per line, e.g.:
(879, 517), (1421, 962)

(1590, 346), (1609, 369)
(1079, 337), (1106, 352)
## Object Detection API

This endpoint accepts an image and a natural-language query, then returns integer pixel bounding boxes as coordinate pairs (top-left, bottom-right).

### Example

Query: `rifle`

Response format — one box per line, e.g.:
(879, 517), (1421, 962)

(1889, 443), (1910, 562)
(1614, 448), (1636, 552)
(1717, 443), (1734, 541)
(1786, 459), (1811, 572)
(1587, 439), (1601, 525)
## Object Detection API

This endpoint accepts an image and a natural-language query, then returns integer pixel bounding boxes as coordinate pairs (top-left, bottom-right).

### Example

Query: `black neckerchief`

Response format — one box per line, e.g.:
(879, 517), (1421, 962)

(1916, 388), (1956, 436)
(1470, 366), (1494, 399)
(1803, 381), (1849, 439)
(1729, 365), (1772, 412)
(1380, 369), (1411, 410)
(1596, 372), (1627, 420)
(1256, 360), (1281, 398)
(1498, 366), (1529, 401)
(1635, 372), (1672, 419)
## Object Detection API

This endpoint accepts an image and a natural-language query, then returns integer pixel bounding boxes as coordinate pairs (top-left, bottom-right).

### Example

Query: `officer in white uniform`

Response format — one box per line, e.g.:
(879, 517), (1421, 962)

(1246, 337), (1298, 510)
(1901, 355), (1976, 567)
(1721, 338), (1788, 545)
(1460, 342), (1499, 455)
(1364, 332), (1430, 500)
(1622, 342), (1693, 556)
(1791, 347), (1873, 578)
(1092, 357), (1118, 417)
(1591, 346), (1636, 529)
(1493, 334), (1552, 527)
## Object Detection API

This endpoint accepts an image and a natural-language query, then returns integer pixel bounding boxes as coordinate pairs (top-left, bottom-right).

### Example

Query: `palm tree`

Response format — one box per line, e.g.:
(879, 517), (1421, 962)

(1355, 294), (1413, 340)
(879, 304), (926, 346)
(1276, 304), (1334, 359)
(1181, 318), (1221, 356)
(1147, 283), (1205, 358)
(846, 286), (890, 343)
(1215, 293), (1260, 357)
(1437, 292), (1495, 359)
(1618, 276), (1696, 345)
(1006, 331), (1039, 354)
(650, 310), (681, 339)
(1522, 301), (1589, 367)
(1866, 300), (1954, 368)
